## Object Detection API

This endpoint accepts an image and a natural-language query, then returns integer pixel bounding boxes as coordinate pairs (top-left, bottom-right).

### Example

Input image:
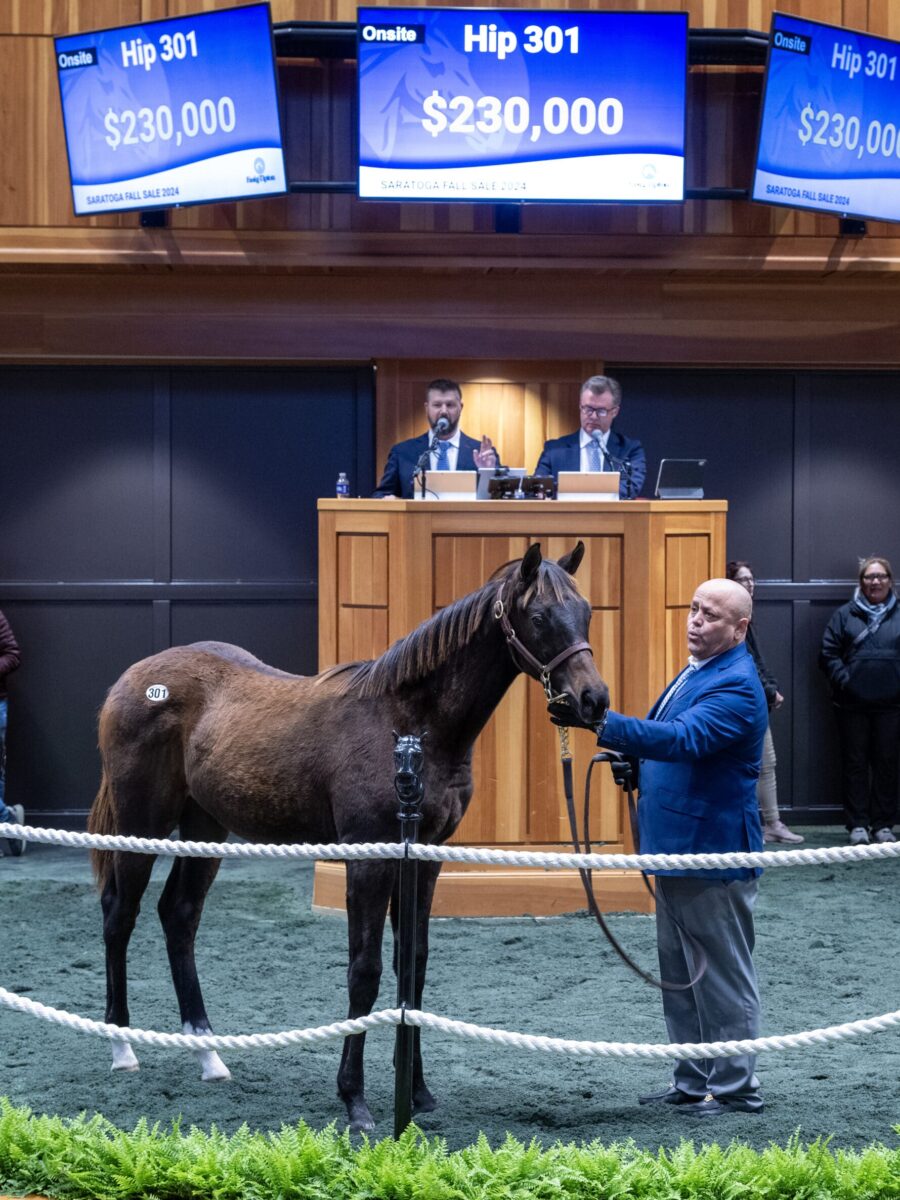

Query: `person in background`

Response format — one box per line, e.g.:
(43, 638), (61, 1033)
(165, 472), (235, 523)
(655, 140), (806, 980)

(726, 560), (803, 844)
(0, 608), (24, 857)
(819, 556), (900, 846)
(533, 374), (646, 499)
(551, 578), (768, 1117)
(373, 379), (500, 499)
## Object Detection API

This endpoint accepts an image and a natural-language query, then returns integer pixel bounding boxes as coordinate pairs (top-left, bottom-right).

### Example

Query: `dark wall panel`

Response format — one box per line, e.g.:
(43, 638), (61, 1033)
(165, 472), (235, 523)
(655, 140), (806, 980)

(170, 602), (319, 677)
(614, 369), (796, 578)
(3, 601), (156, 820)
(2, 368), (156, 581)
(807, 374), (900, 579)
(0, 364), (375, 824)
(171, 368), (373, 582)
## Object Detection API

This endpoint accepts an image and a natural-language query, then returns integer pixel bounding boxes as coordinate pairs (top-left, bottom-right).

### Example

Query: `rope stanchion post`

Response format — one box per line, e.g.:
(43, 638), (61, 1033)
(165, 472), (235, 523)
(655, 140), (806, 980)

(391, 733), (425, 1139)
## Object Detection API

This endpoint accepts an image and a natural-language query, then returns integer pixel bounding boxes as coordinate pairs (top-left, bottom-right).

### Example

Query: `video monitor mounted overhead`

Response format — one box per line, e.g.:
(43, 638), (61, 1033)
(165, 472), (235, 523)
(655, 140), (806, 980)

(752, 13), (900, 224)
(54, 3), (287, 216)
(356, 7), (688, 203)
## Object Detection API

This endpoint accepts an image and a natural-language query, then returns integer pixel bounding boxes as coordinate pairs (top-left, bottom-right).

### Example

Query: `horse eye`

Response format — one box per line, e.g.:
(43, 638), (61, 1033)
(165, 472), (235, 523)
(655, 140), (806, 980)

(530, 612), (545, 628)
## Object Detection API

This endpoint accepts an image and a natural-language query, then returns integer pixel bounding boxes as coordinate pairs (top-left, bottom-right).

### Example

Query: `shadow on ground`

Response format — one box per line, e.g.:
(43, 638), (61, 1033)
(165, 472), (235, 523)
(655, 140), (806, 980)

(2, 826), (898, 1151)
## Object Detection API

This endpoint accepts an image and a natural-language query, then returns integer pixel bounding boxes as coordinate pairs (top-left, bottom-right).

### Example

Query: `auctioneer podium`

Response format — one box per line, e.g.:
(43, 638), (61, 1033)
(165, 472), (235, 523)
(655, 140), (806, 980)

(314, 498), (726, 916)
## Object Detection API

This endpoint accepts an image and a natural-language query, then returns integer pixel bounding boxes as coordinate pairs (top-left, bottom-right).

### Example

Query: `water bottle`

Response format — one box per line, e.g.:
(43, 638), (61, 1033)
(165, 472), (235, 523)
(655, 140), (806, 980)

(335, 471), (350, 499)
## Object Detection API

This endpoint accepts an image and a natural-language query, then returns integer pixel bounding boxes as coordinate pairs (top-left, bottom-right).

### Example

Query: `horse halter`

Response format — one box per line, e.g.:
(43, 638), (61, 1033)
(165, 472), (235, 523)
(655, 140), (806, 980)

(492, 582), (593, 700)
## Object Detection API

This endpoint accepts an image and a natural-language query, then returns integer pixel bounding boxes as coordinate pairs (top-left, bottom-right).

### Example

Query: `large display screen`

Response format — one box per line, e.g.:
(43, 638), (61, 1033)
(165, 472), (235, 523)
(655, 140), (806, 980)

(357, 8), (688, 202)
(753, 13), (900, 222)
(55, 3), (287, 215)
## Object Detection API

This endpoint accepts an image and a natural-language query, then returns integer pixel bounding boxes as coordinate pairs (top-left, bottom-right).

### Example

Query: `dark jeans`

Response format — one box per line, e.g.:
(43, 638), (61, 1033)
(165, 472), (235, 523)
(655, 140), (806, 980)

(835, 706), (900, 832)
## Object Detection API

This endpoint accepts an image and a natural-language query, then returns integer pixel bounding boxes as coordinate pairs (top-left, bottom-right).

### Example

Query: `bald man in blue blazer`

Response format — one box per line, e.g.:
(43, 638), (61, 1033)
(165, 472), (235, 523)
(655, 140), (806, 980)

(552, 578), (768, 1117)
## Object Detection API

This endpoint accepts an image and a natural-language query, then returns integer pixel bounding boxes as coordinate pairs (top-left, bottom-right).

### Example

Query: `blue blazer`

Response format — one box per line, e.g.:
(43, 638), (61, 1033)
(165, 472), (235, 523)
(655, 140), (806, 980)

(373, 432), (488, 499)
(534, 428), (646, 498)
(600, 643), (767, 879)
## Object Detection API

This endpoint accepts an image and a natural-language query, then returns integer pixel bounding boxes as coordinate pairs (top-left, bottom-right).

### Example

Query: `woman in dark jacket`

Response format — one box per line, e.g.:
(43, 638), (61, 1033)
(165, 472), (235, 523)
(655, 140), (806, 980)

(819, 556), (900, 846)
(727, 561), (803, 843)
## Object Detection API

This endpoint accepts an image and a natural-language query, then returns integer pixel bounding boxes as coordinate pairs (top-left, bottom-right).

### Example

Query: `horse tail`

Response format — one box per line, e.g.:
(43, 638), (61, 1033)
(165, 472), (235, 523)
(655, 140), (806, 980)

(88, 762), (116, 892)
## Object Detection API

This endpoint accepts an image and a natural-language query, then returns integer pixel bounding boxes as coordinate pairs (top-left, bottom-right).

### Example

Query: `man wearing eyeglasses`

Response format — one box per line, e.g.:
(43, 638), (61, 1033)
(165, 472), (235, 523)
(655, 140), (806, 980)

(533, 375), (646, 499)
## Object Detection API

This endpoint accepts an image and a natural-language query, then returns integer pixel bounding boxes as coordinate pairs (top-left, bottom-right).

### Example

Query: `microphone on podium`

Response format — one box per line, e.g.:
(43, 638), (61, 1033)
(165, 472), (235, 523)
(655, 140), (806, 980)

(414, 415), (453, 491)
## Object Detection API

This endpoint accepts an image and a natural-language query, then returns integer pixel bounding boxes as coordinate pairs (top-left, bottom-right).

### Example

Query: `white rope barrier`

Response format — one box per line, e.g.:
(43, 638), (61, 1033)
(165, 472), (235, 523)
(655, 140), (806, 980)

(0, 987), (399, 1049)
(404, 1008), (900, 1060)
(1, 821), (898, 1071)
(2, 984), (899, 1062)
(3, 821), (900, 871)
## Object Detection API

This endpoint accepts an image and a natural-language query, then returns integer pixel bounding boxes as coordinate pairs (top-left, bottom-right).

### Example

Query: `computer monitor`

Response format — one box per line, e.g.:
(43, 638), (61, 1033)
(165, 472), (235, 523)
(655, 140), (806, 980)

(654, 459), (707, 500)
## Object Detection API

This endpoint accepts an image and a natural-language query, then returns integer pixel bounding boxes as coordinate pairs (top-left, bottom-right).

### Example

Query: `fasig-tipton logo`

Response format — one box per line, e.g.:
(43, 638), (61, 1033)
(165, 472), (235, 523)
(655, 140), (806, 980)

(359, 23), (425, 44)
(772, 28), (811, 55)
(246, 156), (275, 185)
(57, 46), (98, 69)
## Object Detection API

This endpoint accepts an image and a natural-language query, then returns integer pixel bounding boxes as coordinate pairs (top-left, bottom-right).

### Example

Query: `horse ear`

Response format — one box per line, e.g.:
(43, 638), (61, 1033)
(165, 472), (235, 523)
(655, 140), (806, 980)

(520, 543), (542, 583)
(558, 541), (585, 576)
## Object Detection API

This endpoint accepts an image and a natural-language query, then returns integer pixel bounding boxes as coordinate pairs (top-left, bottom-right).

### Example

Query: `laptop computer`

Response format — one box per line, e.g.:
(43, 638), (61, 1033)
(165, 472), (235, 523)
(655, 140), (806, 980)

(476, 467), (527, 499)
(413, 469), (478, 500)
(556, 470), (620, 501)
(654, 459), (707, 500)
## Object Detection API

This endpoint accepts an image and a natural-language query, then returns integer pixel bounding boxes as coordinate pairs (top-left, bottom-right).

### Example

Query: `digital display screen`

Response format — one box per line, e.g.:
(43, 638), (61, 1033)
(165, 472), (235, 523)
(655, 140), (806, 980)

(54, 3), (287, 215)
(753, 13), (900, 222)
(356, 8), (688, 202)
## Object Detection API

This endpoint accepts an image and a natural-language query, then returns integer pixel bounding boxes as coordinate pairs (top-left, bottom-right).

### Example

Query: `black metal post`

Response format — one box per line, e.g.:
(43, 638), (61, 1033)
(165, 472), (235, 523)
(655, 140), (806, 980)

(391, 733), (425, 1139)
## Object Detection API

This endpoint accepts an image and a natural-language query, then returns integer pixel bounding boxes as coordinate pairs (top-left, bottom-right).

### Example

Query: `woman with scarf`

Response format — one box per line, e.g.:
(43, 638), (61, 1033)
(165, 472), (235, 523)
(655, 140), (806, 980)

(819, 556), (900, 845)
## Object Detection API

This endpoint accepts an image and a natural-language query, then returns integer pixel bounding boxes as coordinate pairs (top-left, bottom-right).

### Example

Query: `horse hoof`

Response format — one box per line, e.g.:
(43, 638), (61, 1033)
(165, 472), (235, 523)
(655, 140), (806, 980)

(413, 1088), (437, 1115)
(110, 1040), (140, 1072)
(198, 1053), (231, 1082)
(346, 1104), (376, 1134)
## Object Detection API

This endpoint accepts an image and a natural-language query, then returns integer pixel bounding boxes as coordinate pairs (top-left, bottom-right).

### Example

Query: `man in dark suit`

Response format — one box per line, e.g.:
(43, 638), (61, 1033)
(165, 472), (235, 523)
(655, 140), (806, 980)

(534, 374), (646, 498)
(552, 578), (768, 1116)
(373, 378), (500, 499)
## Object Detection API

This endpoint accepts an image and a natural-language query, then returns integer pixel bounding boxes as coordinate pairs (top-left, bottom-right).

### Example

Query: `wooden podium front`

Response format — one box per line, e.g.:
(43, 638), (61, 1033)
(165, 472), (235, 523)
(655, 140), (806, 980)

(314, 498), (726, 917)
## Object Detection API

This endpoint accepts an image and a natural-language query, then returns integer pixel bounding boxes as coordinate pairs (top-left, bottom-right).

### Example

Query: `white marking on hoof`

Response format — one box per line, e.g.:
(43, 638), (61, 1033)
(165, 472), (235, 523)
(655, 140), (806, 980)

(110, 1039), (139, 1072)
(184, 1023), (231, 1081)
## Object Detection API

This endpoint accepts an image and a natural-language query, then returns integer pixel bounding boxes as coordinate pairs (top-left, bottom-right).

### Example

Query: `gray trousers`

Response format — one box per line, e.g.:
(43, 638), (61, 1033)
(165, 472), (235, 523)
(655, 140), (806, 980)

(655, 875), (762, 1105)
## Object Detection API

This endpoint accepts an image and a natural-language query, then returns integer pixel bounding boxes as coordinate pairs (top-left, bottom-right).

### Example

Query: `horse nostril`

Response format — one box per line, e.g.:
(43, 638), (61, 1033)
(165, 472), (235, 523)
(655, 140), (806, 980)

(581, 687), (609, 721)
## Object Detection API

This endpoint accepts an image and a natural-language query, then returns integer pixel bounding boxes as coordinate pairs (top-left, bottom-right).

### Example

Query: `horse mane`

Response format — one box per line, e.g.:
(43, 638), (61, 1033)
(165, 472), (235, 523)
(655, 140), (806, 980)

(320, 557), (578, 699)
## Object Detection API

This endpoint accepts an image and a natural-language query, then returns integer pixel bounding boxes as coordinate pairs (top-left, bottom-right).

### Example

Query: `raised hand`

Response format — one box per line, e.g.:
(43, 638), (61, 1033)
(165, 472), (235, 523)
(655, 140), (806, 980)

(473, 435), (498, 469)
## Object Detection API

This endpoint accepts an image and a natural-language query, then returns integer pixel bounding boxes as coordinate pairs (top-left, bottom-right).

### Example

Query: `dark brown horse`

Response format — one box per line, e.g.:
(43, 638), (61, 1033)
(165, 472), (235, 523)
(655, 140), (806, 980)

(88, 542), (608, 1132)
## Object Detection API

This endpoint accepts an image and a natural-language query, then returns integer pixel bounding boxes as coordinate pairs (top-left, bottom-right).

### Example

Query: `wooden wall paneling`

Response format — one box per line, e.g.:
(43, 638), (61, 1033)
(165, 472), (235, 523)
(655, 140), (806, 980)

(373, 359), (605, 478)
(664, 531), (713, 681)
(0, 3), (152, 35)
(338, 532), (388, 606)
(665, 533), (712, 607)
(318, 507), (338, 668)
(435, 533), (529, 845)
(336, 531), (389, 662)
(525, 532), (624, 847)
(1, 36), (80, 228)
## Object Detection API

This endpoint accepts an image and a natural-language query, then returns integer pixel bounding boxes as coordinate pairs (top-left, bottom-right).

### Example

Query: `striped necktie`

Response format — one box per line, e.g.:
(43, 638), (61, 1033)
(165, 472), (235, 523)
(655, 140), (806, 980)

(434, 439), (450, 470)
(655, 662), (697, 720)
